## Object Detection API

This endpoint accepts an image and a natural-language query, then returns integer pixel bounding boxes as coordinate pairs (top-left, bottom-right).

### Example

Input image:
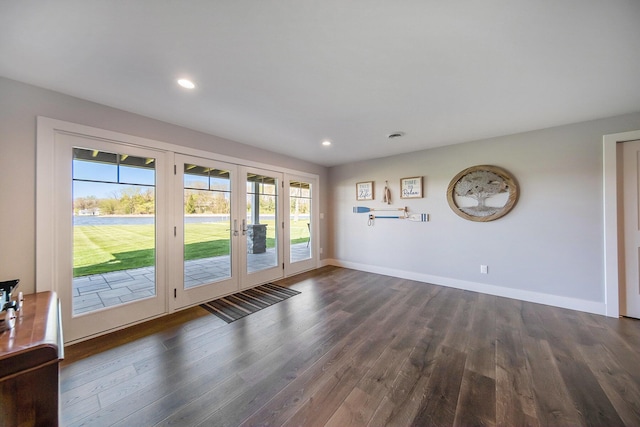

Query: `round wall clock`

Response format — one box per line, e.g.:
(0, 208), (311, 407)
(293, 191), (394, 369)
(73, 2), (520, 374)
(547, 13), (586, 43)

(447, 165), (519, 222)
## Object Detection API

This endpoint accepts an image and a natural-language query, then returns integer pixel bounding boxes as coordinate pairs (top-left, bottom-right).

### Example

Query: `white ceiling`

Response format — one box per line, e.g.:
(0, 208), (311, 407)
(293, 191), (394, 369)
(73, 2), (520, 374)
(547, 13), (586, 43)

(1, 1), (639, 167)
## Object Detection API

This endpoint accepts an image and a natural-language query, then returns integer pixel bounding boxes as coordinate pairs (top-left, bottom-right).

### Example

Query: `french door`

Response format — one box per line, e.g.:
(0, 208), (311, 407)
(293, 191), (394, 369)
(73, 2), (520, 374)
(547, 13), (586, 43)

(285, 175), (316, 276)
(172, 155), (239, 309)
(172, 158), (284, 309)
(239, 166), (284, 289)
(55, 133), (168, 343)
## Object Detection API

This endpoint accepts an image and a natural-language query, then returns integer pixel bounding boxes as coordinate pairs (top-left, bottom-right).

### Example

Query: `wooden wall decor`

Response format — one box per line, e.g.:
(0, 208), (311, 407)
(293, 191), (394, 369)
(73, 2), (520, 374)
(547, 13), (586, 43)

(400, 176), (423, 199)
(356, 181), (374, 201)
(447, 165), (518, 222)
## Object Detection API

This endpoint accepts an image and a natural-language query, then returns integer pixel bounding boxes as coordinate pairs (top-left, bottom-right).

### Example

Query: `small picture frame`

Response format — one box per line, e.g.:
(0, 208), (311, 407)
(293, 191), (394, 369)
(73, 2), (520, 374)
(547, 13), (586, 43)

(400, 176), (423, 199)
(356, 181), (374, 201)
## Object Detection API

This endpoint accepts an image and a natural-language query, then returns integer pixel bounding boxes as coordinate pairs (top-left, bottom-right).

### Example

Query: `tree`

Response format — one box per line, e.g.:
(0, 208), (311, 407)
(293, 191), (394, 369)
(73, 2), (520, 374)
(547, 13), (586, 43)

(135, 189), (155, 214)
(99, 198), (118, 215)
(454, 170), (507, 211)
(115, 187), (155, 214)
(185, 193), (197, 214)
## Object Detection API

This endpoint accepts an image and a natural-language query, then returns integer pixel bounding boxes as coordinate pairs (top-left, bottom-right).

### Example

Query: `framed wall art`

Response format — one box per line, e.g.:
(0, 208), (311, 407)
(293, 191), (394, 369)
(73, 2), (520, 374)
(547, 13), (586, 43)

(400, 176), (423, 199)
(447, 165), (518, 222)
(356, 181), (374, 201)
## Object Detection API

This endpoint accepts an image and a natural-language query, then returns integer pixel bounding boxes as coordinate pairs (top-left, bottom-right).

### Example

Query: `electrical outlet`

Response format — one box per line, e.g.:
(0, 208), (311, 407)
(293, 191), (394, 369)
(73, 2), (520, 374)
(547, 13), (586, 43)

(320, 247), (323, 254)
(480, 265), (488, 274)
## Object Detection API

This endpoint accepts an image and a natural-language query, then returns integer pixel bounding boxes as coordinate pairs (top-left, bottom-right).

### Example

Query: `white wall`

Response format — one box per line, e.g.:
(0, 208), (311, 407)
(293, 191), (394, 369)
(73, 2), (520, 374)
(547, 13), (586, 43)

(328, 112), (640, 314)
(0, 77), (329, 294)
(3, 73), (640, 314)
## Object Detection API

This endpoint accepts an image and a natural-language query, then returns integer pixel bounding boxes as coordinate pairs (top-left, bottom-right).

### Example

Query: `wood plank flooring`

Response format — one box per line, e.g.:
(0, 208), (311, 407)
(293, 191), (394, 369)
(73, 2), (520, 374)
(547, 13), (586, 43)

(61, 266), (640, 426)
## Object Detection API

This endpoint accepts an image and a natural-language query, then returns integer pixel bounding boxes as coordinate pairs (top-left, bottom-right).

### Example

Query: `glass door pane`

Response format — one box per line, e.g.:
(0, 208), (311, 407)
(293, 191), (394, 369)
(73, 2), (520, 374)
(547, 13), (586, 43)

(72, 147), (157, 315)
(239, 166), (283, 289)
(183, 164), (232, 287)
(284, 174), (317, 276)
(289, 180), (312, 263)
(245, 173), (278, 273)
(55, 132), (167, 343)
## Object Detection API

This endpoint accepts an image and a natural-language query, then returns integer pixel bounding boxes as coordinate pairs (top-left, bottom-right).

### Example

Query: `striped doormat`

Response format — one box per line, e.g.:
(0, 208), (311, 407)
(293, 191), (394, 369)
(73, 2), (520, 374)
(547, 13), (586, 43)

(200, 283), (301, 323)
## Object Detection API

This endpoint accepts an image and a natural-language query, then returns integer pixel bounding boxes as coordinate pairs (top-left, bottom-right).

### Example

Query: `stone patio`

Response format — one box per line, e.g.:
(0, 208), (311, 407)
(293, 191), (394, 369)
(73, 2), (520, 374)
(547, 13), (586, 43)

(73, 243), (312, 314)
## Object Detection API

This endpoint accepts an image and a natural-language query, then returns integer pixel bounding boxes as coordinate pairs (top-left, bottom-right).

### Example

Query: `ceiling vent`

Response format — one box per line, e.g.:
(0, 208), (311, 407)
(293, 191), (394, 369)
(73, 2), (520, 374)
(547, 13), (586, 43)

(387, 132), (405, 139)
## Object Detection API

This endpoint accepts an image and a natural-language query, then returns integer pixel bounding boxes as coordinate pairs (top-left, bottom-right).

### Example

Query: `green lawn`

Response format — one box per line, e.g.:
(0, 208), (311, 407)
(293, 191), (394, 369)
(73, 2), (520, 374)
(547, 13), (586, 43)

(73, 220), (310, 277)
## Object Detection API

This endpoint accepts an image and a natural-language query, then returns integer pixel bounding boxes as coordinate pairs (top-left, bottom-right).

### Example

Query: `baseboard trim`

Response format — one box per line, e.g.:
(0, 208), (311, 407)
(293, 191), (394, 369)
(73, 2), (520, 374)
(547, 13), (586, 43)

(323, 258), (606, 316)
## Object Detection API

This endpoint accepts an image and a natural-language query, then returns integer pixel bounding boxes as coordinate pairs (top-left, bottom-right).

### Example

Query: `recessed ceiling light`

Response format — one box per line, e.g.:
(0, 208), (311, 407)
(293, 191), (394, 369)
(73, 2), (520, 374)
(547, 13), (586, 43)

(177, 78), (196, 89)
(322, 140), (332, 146)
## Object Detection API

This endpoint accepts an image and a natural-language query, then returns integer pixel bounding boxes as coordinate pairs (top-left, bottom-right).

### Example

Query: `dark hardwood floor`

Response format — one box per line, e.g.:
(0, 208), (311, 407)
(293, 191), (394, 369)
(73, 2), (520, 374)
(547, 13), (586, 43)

(61, 266), (640, 426)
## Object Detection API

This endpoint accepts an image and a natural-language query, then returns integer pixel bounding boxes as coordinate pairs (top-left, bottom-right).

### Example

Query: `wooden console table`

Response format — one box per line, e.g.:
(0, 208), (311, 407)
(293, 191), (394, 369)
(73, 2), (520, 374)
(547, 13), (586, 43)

(0, 291), (63, 427)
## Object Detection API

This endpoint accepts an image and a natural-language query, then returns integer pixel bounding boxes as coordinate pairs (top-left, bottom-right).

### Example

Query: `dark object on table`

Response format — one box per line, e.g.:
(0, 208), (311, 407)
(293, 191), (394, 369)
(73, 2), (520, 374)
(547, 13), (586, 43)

(0, 279), (20, 330)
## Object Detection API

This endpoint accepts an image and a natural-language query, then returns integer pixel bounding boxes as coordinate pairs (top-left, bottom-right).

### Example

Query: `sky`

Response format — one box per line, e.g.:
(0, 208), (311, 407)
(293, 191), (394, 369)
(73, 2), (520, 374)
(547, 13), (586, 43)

(73, 159), (155, 199)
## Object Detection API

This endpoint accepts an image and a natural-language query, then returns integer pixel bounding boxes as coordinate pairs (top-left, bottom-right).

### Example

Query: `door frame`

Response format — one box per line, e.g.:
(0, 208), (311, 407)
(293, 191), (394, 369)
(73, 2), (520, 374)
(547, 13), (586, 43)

(37, 117), (321, 341)
(284, 174), (318, 276)
(603, 128), (640, 318)
(171, 154), (240, 312)
(238, 165), (284, 290)
(45, 131), (171, 343)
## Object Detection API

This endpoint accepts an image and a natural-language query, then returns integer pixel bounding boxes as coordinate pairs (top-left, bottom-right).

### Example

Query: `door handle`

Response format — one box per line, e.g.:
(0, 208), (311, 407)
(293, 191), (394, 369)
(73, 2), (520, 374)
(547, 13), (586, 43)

(233, 219), (239, 236)
(242, 219), (247, 236)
